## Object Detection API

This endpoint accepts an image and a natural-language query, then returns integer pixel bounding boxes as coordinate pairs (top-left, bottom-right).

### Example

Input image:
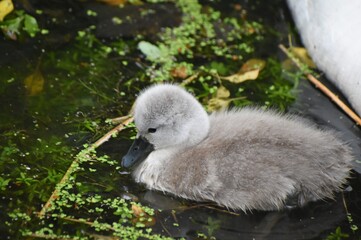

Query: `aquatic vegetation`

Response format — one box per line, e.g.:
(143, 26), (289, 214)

(134, 0), (298, 112)
(0, 0), (297, 237)
(326, 226), (349, 240)
(0, 7), (45, 39)
(2, 0), (357, 239)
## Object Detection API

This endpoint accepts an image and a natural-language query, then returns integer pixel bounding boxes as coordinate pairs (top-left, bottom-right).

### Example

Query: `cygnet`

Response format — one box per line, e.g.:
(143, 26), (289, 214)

(122, 84), (353, 211)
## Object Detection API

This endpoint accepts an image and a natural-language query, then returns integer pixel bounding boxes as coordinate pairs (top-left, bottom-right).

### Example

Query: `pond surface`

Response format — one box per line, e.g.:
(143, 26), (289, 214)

(1, 0), (361, 239)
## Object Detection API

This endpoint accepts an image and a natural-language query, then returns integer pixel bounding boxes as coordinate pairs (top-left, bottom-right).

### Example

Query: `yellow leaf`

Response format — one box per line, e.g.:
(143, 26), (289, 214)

(207, 96), (246, 112)
(24, 69), (44, 96)
(240, 58), (266, 72)
(0, 0), (14, 21)
(221, 68), (260, 83)
(207, 86), (231, 111)
(216, 85), (230, 98)
(207, 98), (232, 112)
(221, 58), (266, 83)
(97, 0), (128, 5)
(289, 47), (316, 68)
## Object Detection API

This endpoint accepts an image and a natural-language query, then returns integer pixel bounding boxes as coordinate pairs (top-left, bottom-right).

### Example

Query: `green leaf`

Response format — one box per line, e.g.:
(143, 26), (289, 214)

(23, 14), (39, 37)
(0, 177), (11, 191)
(138, 41), (163, 62)
(0, 16), (22, 34)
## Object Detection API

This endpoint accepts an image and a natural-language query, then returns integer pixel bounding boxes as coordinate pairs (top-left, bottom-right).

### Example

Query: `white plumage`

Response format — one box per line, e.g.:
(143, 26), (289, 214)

(287, 0), (361, 116)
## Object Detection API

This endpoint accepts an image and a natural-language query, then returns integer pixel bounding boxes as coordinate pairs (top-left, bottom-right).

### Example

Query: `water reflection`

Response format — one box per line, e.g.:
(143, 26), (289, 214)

(137, 172), (360, 239)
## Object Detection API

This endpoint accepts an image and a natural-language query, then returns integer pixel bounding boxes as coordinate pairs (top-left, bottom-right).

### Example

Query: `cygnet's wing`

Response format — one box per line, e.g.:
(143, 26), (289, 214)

(161, 108), (352, 211)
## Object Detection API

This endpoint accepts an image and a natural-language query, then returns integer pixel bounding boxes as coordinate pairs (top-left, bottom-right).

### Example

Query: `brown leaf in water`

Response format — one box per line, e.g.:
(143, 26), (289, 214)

(221, 58), (266, 83)
(97, 0), (127, 6)
(24, 68), (44, 96)
(207, 85), (231, 112)
(240, 58), (266, 72)
(131, 204), (144, 217)
(289, 47), (316, 68)
(208, 85), (246, 112)
(88, 233), (120, 240)
(207, 97), (232, 112)
(216, 85), (230, 98)
(0, 0), (14, 21)
(131, 204), (156, 227)
(170, 65), (189, 79)
(221, 69), (260, 83)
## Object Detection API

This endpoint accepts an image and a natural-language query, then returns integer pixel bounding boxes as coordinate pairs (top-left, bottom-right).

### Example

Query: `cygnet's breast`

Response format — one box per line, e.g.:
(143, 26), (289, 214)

(133, 148), (175, 191)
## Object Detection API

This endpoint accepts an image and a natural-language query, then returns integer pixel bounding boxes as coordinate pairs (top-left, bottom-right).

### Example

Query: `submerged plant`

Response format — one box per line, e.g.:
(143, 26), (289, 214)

(0, 0), (301, 238)
(326, 226), (349, 240)
(0, 9), (45, 39)
(136, 0), (297, 112)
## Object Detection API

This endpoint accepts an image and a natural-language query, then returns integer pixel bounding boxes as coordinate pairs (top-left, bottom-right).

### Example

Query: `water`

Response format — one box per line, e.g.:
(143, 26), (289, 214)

(1, 0), (360, 239)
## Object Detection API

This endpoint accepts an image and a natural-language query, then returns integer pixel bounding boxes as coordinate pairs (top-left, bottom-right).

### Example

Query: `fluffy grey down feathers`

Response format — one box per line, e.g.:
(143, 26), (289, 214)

(129, 84), (353, 211)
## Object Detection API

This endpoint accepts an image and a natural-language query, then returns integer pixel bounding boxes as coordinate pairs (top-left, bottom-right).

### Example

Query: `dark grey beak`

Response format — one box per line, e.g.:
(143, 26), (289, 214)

(121, 136), (154, 168)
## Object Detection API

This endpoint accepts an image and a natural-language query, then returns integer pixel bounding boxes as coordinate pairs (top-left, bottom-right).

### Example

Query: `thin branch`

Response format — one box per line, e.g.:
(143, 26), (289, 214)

(158, 216), (172, 237)
(279, 44), (361, 126)
(177, 203), (240, 216)
(38, 116), (134, 218)
(93, 116), (134, 147)
(26, 234), (75, 240)
(342, 192), (349, 214)
(180, 72), (199, 86)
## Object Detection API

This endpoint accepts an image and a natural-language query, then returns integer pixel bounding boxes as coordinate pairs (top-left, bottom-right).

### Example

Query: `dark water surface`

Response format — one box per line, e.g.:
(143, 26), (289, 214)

(1, 0), (361, 239)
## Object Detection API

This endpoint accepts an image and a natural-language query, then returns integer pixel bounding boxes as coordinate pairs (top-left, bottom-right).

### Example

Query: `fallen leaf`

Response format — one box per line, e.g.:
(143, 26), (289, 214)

(207, 98), (232, 112)
(207, 85), (241, 112)
(131, 204), (144, 217)
(289, 47), (316, 68)
(131, 204), (156, 227)
(24, 68), (44, 96)
(138, 41), (163, 62)
(0, 0), (14, 21)
(221, 58), (266, 83)
(281, 59), (294, 71)
(240, 58), (266, 72)
(89, 233), (120, 240)
(216, 85), (230, 98)
(171, 65), (188, 79)
(97, 0), (127, 5)
(221, 68), (260, 83)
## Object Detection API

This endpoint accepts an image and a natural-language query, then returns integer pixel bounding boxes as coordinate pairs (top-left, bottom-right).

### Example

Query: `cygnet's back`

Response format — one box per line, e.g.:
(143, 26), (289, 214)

(122, 84), (353, 212)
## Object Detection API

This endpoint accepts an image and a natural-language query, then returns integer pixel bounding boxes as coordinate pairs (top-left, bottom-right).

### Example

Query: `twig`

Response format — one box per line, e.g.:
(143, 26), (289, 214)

(38, 116), (134, 218)
(279, 44), (361, 126)
(93, 116), (134, 147)
(180, 72), (199, 86)
(108, 115), (133, 125)
(26, 233), (75, 240)
(342, 192), (349, 214)
(158, 216), (172, 237)
(177, 203), (240, 216)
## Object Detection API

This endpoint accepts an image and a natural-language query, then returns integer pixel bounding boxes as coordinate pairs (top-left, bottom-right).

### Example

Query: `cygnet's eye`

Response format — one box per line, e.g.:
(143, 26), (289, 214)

(148, 128), (157, 133)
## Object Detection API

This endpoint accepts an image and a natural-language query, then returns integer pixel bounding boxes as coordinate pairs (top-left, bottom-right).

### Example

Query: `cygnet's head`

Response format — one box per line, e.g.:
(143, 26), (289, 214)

(134, 84), (210, 148)
(122, 84), (210, 168)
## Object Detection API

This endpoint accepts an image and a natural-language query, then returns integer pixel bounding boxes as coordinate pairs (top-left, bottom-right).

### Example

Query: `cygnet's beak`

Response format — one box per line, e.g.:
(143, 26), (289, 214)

(121, 136), (154, 168)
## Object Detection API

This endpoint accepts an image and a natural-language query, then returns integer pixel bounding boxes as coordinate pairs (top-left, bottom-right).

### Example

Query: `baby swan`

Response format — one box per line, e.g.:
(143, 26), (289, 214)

(122, 84), (353, 212)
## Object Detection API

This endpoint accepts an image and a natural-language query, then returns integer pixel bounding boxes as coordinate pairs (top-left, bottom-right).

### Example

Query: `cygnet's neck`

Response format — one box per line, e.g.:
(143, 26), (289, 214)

(182, 107), (210, 148)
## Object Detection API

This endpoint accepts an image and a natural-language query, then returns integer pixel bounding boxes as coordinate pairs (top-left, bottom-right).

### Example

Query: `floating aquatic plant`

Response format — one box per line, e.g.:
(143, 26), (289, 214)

(0, 0), (308, 239)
